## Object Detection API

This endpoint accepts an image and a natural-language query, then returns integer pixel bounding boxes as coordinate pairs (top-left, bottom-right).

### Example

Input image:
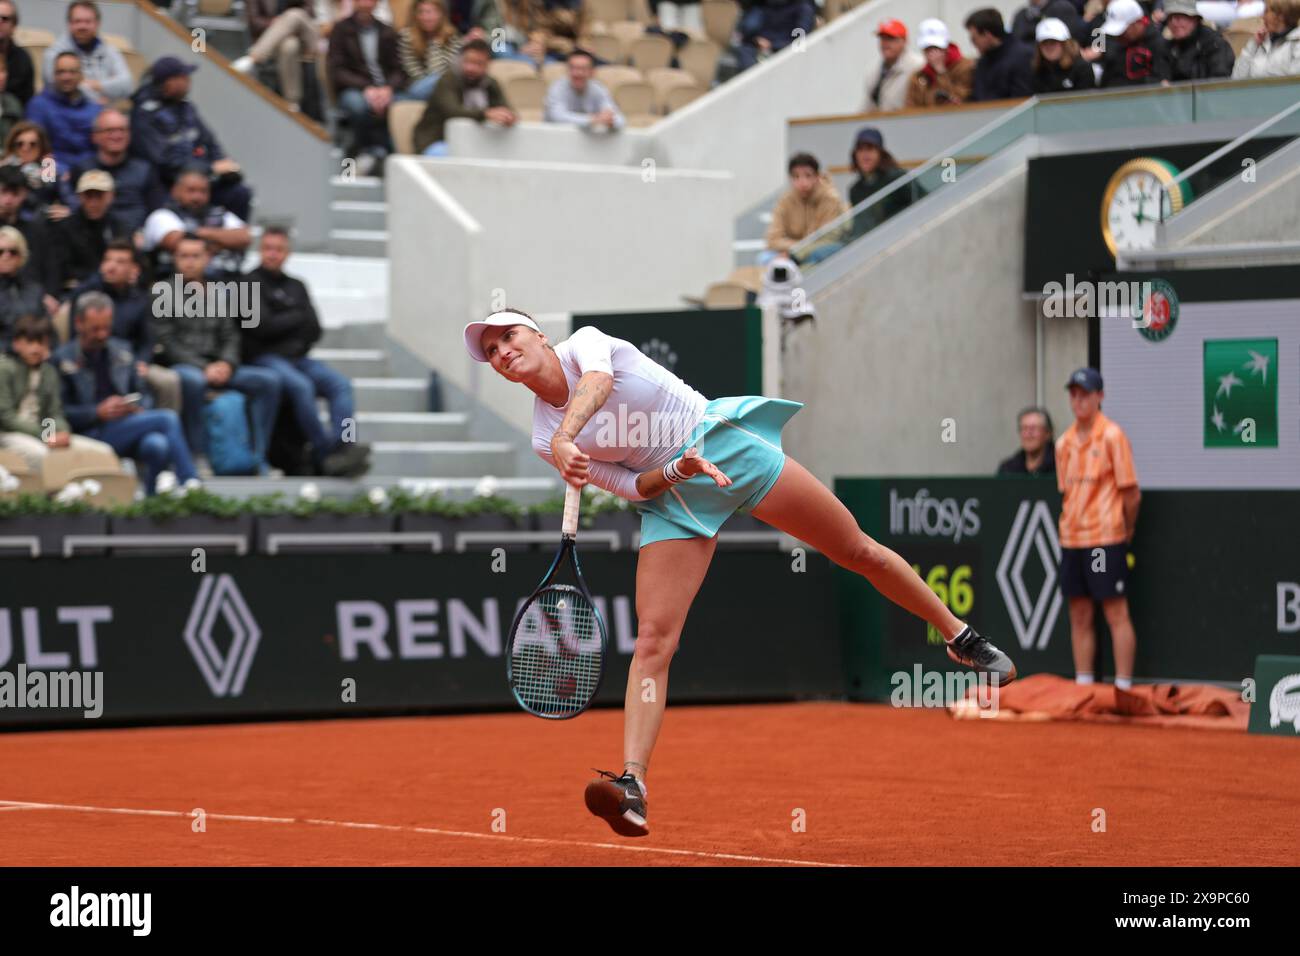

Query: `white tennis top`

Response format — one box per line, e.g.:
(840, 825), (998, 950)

(532, 326), (708, 501)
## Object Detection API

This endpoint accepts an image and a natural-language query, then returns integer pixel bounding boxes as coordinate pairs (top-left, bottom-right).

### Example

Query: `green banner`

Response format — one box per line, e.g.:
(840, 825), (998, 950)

(1248, 655), (1300, 738)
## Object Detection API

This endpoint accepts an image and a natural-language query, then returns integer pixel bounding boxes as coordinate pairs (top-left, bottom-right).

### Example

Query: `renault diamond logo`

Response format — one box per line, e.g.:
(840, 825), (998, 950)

(996, 501), (1063, 651)
(184, 574), (260, 697)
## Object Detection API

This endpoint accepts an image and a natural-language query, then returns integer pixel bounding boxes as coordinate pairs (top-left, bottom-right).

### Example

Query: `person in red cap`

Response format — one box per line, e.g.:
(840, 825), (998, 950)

(864, 19), (924, 112)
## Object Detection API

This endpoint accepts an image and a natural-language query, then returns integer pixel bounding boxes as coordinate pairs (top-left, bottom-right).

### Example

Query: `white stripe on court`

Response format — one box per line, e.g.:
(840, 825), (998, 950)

(0, 799), (850, 867)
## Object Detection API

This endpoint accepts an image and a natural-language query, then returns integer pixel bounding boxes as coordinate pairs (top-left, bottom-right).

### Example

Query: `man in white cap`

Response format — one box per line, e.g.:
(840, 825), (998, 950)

(1094, 0), (1171, 86)
(905, 18), (976, 107)
(1165, 0), (1236, 80)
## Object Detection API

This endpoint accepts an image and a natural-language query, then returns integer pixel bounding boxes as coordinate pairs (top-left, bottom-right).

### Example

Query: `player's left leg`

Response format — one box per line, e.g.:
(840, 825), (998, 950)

(750, 455), (1016, 684)
(1101, 597), (1136, 690)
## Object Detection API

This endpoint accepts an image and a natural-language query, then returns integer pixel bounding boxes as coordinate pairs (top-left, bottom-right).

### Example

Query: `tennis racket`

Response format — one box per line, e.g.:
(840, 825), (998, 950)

(506, 482), (608, 718)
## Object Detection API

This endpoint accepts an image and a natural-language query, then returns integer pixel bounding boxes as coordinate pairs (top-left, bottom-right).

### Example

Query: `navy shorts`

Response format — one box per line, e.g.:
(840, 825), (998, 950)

(1059, 544), (1130, 600)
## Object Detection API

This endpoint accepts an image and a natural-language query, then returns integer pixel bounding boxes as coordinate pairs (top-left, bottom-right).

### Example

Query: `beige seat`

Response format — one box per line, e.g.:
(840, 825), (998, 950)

(624, 112), (658, 128)
(504, 75), (546, 114)
(702, 282), (749, 308)
(14, 27), (56, 47)
(664, 84), (703, 112)
(27, 44), (48, 91)
(197, 0), (235, 14)
(701, 0), (740, 47)
(0, 449), (43, 497)
(727, 265), (763, 293)
(612, 80), (653, 116)
(1226, 18), (1263, 56)
(59, 467), (138, 508)
(41, 445), (125, 491)
(541, 60), (568, 86)
(646, 67), (698, 112)
(102, 33), (134, 52)
(516, 106), (544, 123)
(678, 38), (719, 88)
(488, 59), (538, 87)
(581, 32), (625, 65)
(629, 32), (673, 72)
(388, 100), (424, 154)
(122, 49), (147, 86)
(594, 64), (642, 92)
(608, 19), (645, 54)
(390, 0), (414, 29)
(586, 0), (633, 27)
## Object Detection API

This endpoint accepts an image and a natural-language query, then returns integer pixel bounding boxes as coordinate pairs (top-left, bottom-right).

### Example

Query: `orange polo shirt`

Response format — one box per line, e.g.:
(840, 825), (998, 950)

(1056, 411), (1138, 549)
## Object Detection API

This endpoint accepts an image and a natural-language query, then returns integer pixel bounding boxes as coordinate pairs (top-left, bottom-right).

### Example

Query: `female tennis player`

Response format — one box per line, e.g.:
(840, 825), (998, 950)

(464, 309), (1016, 837)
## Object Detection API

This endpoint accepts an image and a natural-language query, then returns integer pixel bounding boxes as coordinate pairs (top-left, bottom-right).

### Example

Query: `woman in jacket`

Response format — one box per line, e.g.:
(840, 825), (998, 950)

(1232, 0), (1300, 77)
(398, 0), (463, 101)
(1030, 17), (1096, 93)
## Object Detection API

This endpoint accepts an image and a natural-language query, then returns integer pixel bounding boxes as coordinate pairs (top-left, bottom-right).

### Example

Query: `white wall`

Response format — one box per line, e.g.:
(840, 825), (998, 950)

(446, 119), (658, 166)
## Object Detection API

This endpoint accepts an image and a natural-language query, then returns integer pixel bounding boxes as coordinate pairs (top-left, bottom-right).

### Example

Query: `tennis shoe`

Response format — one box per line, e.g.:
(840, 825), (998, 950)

(945, 626), (1018, 687)
(584, 769), (648, 838)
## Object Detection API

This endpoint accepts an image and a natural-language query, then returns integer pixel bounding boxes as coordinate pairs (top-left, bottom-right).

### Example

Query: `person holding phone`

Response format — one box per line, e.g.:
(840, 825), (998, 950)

(906, 19), (976, 108)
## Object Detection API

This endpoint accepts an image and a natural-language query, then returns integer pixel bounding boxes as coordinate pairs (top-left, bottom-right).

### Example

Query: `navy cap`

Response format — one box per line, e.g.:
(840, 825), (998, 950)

(151, 56), (197, 82)
(853, 126), (884, 150)
(1066, 367), (1103, 392)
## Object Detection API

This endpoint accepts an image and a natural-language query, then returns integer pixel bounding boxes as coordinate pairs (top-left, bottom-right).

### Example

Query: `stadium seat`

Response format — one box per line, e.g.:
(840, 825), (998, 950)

(390, 0), (414, 29)
(504, 75), (546, 115)
(0, 449), (43, 497)
(121, 49), (147, 86)
(581, 32), (625, 65)
(388, 100), (424, 154)
(489, 59), (539, 86)
(27, 44), (49, 91)
(646, 67), (699, 112)
(629, 33), (673, 72)
(702, 281), (749, 307)
(678, 38), (720, 88)
(14, 27), (56, 47)
(594, 64), (642, 92)
(700, 0), (740, 48)
(541, 60), (568, 86)
(608, 20), (646, 58)
(613, 81), (653, 118)
(57, 466), (138, 507)
(516, 106), (544, 122)
(664, 84), (703, 113)
(586, 0), (652, 29)
(1226, 17), (1263, 56)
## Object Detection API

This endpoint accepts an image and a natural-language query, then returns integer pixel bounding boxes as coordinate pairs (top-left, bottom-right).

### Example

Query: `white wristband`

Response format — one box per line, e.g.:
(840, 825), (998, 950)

(662, 457), (686, 484)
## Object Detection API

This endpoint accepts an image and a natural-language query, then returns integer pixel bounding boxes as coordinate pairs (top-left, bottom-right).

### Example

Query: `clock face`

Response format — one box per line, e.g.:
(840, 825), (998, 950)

(1103, 170), (1172, 254)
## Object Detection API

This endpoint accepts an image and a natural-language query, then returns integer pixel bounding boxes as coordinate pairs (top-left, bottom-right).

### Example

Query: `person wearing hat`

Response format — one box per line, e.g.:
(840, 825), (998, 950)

(1055, 367), (1141, 692)
(1231, 0), (1300, 78)
(863, 19), (924, 113)
(1165, 0), (1235, 79)
(463, 310), (1017, 836)
(24, 51), (102, 174)
(50, 169), (132, 295)
(905, 18), (976, 107)
(1030, 17), (1096, 92)
(965, 7), (1036, 101)
(129, 55), (252, 221)
(846, 127), (911, 240)
(1093, 0), (1171, 87)
(1010, 0), (1090, 46)
(64, 108), (166, 234)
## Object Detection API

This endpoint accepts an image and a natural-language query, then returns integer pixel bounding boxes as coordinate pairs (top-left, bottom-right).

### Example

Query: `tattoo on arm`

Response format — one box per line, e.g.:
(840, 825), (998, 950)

(557, 372), (612, 442)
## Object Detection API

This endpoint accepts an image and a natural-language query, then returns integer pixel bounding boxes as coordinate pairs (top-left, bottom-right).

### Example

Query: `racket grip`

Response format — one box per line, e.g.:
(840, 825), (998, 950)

(562, 482), (581, 537)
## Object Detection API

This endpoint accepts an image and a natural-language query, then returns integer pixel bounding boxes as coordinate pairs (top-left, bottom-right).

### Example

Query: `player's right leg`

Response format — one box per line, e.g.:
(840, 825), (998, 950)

(584, 534), (716, 838)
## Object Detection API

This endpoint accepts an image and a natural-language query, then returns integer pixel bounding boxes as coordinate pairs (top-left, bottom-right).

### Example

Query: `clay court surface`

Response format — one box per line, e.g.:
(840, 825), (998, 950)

(2, 702), (1296, 867)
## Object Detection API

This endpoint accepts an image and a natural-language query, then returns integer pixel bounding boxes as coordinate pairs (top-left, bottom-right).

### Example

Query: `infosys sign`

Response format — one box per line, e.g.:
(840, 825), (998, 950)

(888, 488), (981, 543)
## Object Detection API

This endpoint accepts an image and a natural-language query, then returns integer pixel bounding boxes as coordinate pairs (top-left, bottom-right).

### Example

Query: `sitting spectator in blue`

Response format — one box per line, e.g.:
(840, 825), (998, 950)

(44, 1), (134, 106)
(242, 227), (371, 477)
(65, 109), (166, 233)
(130, 56), (252, 221)
(1165, 0), (1235, 80)
(760, 152), (848, 267)
(55, 289), (198, 494)
(412, 39), (515, 156)
(25, 52), (102, 174)
(1030, 17), (1096, 93)
(152, 235), (280, 473)
(50, 170), (133, 296)
(544, 49), (623, 130)
(69, 238), (181, 412)
(0, 313), (115, 469)
(735, 0), (816, 73)
(997, 406), (1056, 476)
(847, 127), (912, 240)
(142, 166), (251, 281)
(966, 7), (1035, 100)
(0, 226), (46, 350)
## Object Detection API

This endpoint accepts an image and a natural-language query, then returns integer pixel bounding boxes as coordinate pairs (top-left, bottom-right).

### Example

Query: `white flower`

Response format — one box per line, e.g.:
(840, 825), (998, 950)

(299, 482), (321, 503)
(0, 473), (20, 493)
(182, 478), (203, 493)
(54, 482), (85, 503)
(474, 475), (500, 498)
(424, 479), (448, 497)
(80, 479), (103, 497)
(0, 465), (10, 481)
(367, 486), (388, 507)
(155, 471), (178, 495)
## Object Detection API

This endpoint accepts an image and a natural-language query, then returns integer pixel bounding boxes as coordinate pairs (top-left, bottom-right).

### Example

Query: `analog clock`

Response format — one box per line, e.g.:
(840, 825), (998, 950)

(1100, 158), (1193, 259)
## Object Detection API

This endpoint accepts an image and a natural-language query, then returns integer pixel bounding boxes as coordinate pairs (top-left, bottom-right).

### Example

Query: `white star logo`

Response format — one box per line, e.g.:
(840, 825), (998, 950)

(1243, 350), (1270, 385)
(1210, 406), (1226, 432)
(1216, 371), (1243, 399)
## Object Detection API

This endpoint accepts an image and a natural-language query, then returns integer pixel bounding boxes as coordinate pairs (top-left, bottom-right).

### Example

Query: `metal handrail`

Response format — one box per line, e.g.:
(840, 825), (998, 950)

(63, 534), (250, 557)
(265, 532), (444, 555)
(453, 530), (621, 552)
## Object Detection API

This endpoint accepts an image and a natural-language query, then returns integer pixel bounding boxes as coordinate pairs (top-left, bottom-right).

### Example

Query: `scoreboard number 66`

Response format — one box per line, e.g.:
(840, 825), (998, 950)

(910, 563), (974, 644)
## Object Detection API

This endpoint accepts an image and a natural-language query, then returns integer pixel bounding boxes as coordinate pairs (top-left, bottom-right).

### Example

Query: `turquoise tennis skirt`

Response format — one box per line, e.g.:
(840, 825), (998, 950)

(636, 395), (803, 548)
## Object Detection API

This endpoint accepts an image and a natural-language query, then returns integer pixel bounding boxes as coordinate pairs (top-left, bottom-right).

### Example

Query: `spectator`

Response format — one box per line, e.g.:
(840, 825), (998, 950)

(535, 0), (586, 61)
(906, 19), (975, 107)
(966, 7), (1035, 100)
(1093, 0), (1171, 87)
(412, 38), (515, 156)
(130, 57), (252, 220)
(231, 0), (319, 113)
(142, 166), (251, 280)
(657, 0), (703, 35)
(0, 60), (21, 147)
(328, 0), (406, 175)
(1010, 0), (1089, 45)
(398, 0), (463, 102)
(50, 170), (132, 296)
(55, 289), (198, 494)
(1055, 367), (1140, 691)
(846, 127), (911, 240)
(44, 1), (134, 106)
(64, 109), (166, 233)
(864, 19), (925, 113)
(1031, 17), (1096, 91)
(25, 52), (103, 174)
(0, 313), (114, 468)
(0, 167), (57, 308)
(1232, 0), (1300, 77)
(1164, 0), (1235, 79)
(242, 227), (371, 477)
(1, 121), (63, 209)
(0, 0), (34, 106)
(997, 406), (1056, 475)
(152, 234), (280, 472)
(761, 152), (848, 267)
(735, 0), (817, 73)
(0, 225), (43, 350)
(544, 49), (624, 130)
(70, 237), (181, 410)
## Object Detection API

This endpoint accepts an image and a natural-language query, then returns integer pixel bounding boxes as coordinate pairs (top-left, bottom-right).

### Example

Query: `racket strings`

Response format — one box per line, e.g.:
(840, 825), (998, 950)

(510, 586), (603, 717)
